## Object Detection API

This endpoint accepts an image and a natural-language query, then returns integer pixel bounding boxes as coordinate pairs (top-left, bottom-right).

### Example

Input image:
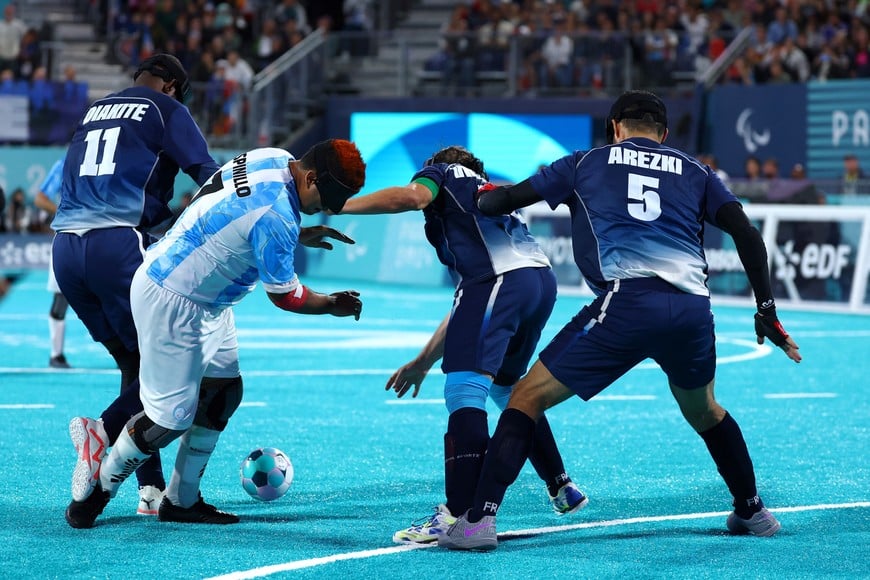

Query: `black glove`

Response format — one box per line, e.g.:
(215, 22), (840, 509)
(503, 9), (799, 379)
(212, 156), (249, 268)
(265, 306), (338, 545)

(754, 308), (790, 348)
(329, 290), (362, 321)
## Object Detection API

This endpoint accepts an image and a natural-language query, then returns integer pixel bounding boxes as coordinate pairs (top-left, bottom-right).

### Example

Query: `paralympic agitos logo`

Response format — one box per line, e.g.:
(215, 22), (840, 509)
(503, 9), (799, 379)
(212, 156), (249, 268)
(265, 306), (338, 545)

(736, 109), (771, 153)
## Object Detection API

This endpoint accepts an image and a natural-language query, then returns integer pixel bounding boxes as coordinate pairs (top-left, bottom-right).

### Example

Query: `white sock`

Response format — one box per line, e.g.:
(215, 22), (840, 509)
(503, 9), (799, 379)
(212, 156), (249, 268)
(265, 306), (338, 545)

(100, 429), (151, 498)
(49, 317), (65, 358)
(166, 425), (221, 508)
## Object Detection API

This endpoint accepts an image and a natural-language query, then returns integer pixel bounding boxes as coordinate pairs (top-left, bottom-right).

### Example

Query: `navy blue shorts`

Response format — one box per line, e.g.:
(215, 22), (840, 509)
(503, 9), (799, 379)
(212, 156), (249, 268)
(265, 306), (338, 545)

(52, 228), (148, 351)
(442, 267), (557, 385)
(539, 277), (716, 400)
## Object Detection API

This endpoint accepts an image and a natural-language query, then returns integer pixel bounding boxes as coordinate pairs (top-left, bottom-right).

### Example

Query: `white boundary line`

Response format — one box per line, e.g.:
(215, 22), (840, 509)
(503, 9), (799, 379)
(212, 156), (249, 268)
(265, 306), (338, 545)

(205, 501), (870, 579)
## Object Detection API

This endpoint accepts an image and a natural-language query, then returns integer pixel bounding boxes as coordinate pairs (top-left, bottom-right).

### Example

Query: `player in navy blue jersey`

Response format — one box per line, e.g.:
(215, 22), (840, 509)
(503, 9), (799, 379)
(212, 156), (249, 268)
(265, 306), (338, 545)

(52, 54), (221, 516)
(338, 146), (587, 545)
(440, 91), (802, 551)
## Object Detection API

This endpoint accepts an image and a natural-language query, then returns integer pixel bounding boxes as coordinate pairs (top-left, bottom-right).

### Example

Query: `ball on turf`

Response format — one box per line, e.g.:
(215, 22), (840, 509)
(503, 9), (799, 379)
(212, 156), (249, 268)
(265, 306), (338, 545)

(240, 447), (294, 501)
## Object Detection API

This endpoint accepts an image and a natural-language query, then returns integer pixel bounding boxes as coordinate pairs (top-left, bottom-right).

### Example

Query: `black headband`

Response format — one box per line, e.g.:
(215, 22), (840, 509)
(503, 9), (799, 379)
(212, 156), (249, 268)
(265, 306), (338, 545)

(606, 91), (668, 144)
(133, 54), (191, 104)
(313, 142), (359, 213)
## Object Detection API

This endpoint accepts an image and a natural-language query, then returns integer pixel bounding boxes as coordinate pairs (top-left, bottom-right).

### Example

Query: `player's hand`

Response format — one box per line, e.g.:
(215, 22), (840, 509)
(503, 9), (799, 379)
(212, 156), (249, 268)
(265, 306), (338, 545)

(754, 310), (801, 363)
(328, 290), (362, 320)
(386, 359), (431, 398)
(299, 225), (355, 250)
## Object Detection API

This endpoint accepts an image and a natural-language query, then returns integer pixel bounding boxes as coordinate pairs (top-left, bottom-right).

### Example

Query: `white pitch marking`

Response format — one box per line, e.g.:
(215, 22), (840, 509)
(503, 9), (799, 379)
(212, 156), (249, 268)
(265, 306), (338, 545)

(239, 402), (267, 407)
(386, 398), (444, 405)
(205, 501), (870, 579)
(0, 403), (54, 409)
(763, 393), (838, 399)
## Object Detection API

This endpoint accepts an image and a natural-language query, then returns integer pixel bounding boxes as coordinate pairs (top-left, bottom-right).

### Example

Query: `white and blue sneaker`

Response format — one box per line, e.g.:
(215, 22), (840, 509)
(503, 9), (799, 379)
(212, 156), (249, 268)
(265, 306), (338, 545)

(549, 482), (589, 515)
(393, 504), (456, 544)
(439, 511), (498, 551)
(726, 508), (781, 537)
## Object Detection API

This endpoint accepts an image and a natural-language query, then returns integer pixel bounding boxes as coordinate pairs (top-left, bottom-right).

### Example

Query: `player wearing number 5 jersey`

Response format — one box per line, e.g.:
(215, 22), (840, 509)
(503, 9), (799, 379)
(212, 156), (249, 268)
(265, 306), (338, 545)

(441, 90), (802, 551)
(51, 54), (220, 517)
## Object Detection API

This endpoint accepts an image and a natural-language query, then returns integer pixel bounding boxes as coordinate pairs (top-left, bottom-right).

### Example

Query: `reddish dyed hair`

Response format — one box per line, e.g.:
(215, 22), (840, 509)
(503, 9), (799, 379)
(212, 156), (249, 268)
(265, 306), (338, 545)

(300, 139), (366, 192)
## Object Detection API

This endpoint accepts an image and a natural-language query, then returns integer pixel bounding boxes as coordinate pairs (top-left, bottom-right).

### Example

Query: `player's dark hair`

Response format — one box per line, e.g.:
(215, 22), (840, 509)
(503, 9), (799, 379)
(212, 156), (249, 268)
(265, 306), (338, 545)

(299, 139), (366, 213)
(606, 90), (668, 144)
(428, 146), (488, 180)
(133, 53), (191, 103)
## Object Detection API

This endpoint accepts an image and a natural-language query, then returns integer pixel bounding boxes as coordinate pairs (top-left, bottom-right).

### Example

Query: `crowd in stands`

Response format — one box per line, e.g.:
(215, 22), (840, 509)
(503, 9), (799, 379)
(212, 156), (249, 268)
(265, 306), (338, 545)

(96, 0), (366, 136)
(423, 0), (870, 95)
(0, 3), (89, 144)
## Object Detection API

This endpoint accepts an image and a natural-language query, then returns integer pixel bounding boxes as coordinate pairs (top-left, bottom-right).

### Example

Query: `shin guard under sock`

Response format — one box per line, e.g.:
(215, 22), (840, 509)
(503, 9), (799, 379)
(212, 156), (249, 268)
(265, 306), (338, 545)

(166, 425), (221, 508)
(699, 412), (761, 517)
(469, 408), (535, 521)
(100, 428), (151, 498)
(444, 408), (489, 516)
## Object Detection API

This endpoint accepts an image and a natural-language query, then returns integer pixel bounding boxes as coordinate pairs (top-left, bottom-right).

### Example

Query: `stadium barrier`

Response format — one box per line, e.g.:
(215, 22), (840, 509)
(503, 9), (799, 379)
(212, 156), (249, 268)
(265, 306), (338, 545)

(522, 202), (870, 313)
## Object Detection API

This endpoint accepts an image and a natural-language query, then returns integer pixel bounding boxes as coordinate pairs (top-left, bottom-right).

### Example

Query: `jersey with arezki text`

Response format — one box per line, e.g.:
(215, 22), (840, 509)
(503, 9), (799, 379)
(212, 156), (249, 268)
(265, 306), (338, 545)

(413, 162), (550, 287)
(142, 148), (302, 310)
(52, 86), (219, 233)
(529, 137), (739, 296)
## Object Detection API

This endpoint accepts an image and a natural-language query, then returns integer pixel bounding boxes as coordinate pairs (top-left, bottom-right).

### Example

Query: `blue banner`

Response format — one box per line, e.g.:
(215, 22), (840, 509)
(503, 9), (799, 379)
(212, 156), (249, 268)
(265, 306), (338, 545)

(806, 79), (870, 178)
(310, 111), (592, 286)
(705, 84), (807, 178)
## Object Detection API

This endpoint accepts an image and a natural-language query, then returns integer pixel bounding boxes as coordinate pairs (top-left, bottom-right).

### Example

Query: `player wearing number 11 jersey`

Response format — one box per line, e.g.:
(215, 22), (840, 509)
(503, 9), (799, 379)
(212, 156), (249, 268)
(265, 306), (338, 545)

(51, 53), (220, 516)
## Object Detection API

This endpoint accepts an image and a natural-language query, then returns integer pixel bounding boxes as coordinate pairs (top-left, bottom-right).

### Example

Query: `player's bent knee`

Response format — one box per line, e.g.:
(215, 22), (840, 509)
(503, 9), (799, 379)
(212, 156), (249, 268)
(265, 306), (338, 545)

(129, 411), (185, 453)
(49, 293), (68, 320)
(195, 375), (243, 431)
(489, 383), (512, 410)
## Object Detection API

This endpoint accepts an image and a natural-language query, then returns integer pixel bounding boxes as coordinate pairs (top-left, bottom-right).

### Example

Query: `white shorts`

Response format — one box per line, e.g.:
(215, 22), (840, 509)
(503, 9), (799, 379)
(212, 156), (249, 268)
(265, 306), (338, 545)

(130, 267), (240, 431)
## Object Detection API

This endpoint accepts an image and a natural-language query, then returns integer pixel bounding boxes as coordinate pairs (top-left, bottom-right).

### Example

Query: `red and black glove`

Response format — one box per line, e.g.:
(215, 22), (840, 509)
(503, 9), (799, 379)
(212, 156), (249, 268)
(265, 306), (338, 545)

(754, 306), (790, 348)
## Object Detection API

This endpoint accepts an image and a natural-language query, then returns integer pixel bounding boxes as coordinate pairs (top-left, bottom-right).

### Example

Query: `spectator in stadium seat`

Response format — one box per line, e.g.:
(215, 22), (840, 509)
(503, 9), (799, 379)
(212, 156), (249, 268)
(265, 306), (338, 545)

(0, 4), (27, 75)
(841, 154), (866, 195)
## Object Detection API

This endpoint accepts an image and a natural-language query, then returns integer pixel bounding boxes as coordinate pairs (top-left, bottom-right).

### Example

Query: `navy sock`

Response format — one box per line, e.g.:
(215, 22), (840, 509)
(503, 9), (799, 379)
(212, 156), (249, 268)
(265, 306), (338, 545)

(468, 408), (535, 521)
(100, 379), (144, 441)
(699, 412), (761, 518)
(528, 414), (571, 496)
(444, 408), (489, 516)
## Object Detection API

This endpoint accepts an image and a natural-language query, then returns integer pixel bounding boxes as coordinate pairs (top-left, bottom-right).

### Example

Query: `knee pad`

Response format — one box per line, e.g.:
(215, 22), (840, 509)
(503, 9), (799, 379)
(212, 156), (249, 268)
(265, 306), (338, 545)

(128, 411), (185, 454)
(489, 383), (512, 411)
(444, 371), (492, 414)
(194, 376), (243, 431)
(49, 293), (68, 320)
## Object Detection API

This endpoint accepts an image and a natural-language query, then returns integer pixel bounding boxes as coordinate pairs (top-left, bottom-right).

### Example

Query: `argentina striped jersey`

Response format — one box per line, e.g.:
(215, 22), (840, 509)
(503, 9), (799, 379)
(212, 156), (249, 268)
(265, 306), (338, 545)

(142, 148), (302, 309)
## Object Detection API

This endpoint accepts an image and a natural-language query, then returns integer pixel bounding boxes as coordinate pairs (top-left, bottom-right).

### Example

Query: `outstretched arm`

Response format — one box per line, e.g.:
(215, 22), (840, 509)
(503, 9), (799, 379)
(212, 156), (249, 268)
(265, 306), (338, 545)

(476, 179), (543, 215)
(268, 285), (362, 320)
(338, 182), (434, 214)
(386, 314), (449, 398)
(715, 201), (801, 362)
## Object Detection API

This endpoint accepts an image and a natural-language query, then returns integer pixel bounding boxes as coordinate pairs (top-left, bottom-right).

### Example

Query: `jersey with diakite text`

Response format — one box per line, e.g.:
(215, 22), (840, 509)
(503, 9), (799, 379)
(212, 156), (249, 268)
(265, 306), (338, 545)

(530, 137), (739, 296)
(413, 162), (550, 288)
(52, 86), (219, 233)
(142, 147), (302, 309)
